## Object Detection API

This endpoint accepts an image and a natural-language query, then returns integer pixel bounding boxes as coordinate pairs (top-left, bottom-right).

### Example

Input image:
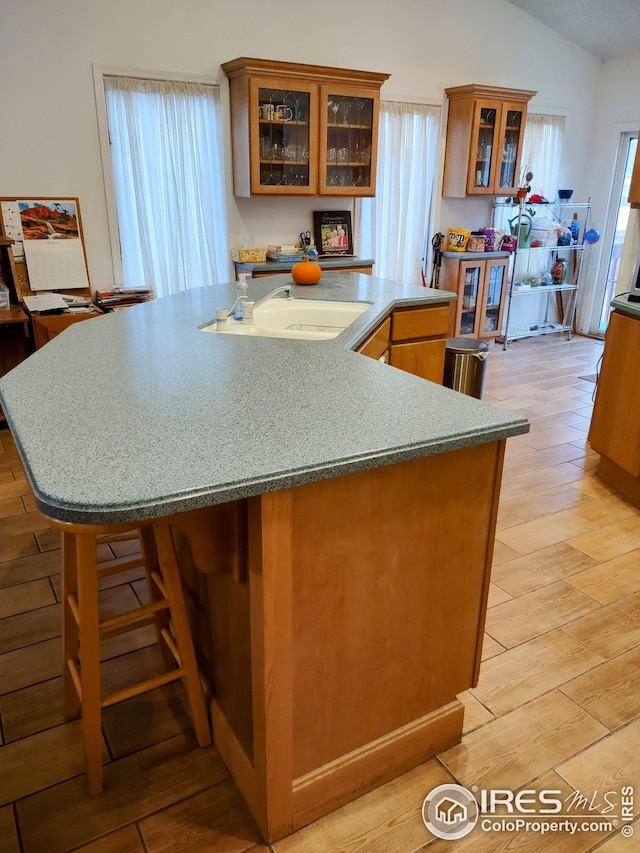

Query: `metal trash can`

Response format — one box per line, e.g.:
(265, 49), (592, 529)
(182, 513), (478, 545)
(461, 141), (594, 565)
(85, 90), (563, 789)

(443, 338), (490, 399)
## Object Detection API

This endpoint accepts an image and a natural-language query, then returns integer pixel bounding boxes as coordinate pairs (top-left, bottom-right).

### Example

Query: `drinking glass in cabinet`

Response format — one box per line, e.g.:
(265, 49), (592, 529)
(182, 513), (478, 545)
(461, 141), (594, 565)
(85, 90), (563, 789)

(498, 109), (523, 189)
(325, 95), (375, 189)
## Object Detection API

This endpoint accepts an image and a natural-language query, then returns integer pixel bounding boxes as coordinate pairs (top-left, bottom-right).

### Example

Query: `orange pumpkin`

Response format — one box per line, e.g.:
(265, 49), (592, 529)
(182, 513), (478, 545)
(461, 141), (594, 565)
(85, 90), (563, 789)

(291, 255), (322, 285)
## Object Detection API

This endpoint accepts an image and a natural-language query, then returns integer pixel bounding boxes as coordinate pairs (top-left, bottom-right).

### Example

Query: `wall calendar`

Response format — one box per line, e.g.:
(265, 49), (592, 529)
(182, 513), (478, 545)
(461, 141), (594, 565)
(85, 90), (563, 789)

(0, 197), (91, 296)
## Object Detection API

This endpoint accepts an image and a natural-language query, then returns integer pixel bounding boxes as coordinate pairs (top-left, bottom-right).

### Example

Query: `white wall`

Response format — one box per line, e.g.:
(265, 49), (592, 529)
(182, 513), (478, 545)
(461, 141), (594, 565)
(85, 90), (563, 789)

(0, 0), (634, 294)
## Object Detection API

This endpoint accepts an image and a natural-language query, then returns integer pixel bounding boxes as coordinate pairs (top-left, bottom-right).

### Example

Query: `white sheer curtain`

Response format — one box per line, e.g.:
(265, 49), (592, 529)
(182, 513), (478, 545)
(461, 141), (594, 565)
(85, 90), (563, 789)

(356, 101), (440, 285)
(104, 76), (229, 297)
(521, 113), (565, 202)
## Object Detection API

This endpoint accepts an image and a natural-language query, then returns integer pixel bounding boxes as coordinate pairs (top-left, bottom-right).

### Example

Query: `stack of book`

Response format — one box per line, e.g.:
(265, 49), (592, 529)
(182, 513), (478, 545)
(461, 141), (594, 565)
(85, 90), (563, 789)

(266, 244), (317, 262)
(95, 288), (154, 311)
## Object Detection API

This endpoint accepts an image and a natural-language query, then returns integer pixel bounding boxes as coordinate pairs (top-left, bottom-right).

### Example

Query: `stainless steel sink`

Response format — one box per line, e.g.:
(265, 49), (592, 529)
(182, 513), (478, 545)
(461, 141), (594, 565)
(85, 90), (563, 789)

(202, 298), (371, 340)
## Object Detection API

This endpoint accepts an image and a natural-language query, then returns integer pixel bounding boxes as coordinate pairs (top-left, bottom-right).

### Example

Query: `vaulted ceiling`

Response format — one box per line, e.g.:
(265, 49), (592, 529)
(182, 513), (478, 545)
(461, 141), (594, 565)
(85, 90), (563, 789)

(503, 0), (640, 61)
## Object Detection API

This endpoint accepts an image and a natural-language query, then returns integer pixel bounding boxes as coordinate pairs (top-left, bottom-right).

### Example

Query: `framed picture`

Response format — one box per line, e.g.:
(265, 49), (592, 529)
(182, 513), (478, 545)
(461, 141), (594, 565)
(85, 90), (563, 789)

(313, 210), (353, 256)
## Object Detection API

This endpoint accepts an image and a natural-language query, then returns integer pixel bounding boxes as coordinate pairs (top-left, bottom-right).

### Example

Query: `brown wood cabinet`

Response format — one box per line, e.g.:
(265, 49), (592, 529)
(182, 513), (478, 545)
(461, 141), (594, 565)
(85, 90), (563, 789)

(443, 84), (536, 197)
(588, 309), (640, 506)
(173, 437), (505, 842)
(222, 58), (389, 197)
(440, 253), (509, 339)
(357, 304), (450, 383)
(390, 304), (450, 382)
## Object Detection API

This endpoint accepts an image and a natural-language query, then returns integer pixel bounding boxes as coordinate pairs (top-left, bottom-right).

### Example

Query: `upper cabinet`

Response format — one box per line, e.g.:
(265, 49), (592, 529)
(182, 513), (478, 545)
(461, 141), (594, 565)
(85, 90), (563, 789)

(221, 58), (389, 197)
(442, 84), (536, 198)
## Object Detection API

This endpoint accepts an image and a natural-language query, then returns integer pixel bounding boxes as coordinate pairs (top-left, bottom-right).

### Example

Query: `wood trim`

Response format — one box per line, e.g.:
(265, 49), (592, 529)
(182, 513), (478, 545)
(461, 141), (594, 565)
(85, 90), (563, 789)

(445, 83), (537, 103)
(211, 699), (259, 815)
(291, 700), (464, 833)
(472, 439), (505, 685)
(222, 57), (390, 88)
(248, 491), (295, 840)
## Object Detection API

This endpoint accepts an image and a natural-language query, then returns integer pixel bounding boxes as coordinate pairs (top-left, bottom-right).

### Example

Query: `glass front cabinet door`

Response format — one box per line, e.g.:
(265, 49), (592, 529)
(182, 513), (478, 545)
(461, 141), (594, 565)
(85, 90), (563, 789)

(319, 85), (379, 196)
(459, 261), (482, 335)
(251, 78), (318, 195)
(222, 58), (389, 198)
(442, 84), (536, 198)
(480, 257), (509, 336)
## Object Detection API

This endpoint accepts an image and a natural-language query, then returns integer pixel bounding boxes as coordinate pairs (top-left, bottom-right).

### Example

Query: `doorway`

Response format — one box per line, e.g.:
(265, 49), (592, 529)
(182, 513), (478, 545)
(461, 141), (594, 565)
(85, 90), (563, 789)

(595, 131), (638, 334)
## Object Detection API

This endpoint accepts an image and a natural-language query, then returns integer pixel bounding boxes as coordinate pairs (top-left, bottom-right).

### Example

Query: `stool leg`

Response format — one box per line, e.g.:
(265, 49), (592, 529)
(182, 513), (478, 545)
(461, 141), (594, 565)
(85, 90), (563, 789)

(76, 533), (104, 795)
(153, 522), (212, 748)
(62, 531), (80, 719)
(138, 526), (175, 673)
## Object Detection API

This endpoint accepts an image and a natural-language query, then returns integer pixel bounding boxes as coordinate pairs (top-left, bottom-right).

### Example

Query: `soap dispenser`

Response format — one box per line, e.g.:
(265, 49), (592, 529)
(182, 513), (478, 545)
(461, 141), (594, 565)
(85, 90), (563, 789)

(236, 273), (248, 319)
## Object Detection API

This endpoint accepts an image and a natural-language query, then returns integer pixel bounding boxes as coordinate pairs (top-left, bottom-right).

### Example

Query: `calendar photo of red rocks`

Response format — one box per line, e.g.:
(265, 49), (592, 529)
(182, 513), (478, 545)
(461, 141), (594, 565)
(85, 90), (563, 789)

(18, 200), (80, 240)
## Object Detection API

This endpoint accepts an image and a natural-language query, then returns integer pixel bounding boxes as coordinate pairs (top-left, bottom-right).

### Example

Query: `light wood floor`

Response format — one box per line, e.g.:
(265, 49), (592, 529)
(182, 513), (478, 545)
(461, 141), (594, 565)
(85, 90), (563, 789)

(1, 333), (638, 853)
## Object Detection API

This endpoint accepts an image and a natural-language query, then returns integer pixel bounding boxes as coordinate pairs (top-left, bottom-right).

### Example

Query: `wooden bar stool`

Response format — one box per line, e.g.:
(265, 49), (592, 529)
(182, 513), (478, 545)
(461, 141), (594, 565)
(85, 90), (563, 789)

(55, 517), (212, 795)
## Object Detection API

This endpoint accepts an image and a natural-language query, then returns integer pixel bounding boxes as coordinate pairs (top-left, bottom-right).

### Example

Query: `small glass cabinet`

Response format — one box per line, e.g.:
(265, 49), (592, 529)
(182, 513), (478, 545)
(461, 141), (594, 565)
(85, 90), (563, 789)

(442, 84), (535, 197)
(441, 255), (509, 339)
(222, 58), (389, 198)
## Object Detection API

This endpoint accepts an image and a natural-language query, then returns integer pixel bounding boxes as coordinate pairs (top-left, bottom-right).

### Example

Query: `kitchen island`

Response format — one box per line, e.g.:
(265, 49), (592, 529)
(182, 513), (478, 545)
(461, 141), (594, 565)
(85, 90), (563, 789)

(0, 272), (528, 842)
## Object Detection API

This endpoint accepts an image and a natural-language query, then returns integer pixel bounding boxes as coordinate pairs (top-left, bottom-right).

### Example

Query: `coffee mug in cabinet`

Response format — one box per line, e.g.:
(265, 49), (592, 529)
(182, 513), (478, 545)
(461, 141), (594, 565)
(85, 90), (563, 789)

(259, 104), (274, 120)
(274, 104), (293, 121)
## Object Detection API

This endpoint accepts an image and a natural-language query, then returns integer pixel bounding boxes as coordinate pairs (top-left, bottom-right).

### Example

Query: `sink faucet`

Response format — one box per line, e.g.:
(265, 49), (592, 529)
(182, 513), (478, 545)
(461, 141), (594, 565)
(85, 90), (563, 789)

(253, 285), (293, 311)
(218, 294), (250, 321)
(217, 284), (293, 324)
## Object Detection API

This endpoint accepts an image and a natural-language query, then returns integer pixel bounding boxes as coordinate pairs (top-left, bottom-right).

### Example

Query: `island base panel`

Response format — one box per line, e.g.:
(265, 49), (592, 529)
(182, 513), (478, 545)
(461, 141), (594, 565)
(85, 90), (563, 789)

(596, 456), (640, 508)
(213, 694), (464, 841)
(176, 440), (504, 842)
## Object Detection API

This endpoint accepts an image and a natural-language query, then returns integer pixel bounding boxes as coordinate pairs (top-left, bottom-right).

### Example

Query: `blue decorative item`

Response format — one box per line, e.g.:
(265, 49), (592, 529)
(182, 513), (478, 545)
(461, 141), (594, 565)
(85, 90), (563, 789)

(584, 228), (600, 244)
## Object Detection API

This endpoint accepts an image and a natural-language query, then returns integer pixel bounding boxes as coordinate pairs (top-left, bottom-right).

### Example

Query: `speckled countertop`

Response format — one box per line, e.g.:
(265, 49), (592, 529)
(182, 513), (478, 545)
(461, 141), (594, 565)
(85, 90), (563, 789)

(235, 256), (374, 274)
(612, 293), (640, 319)
(0, 272), (529, 524)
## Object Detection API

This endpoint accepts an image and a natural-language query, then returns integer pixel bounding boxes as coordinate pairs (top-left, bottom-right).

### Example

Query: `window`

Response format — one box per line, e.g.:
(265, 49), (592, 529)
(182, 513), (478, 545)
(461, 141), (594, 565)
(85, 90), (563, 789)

(356, 101), (440, 286)
(100, 74), (230, 298)
(520, 113), (565, 201)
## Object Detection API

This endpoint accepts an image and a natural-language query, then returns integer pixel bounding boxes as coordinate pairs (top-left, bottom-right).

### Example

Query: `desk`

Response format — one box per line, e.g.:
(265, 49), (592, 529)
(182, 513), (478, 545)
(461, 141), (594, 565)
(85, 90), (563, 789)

(0, 305), (31, 419)
(0, 304), (30, 374)
(30, 307), (102, 349)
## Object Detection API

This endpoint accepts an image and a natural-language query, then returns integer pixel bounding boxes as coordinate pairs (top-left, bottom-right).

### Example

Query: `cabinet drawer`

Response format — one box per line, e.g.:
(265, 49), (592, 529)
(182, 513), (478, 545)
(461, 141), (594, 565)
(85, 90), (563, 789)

(391, 305), (449, 342)
(390, 339), (446, 384)
(357, 317), (391, 360)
